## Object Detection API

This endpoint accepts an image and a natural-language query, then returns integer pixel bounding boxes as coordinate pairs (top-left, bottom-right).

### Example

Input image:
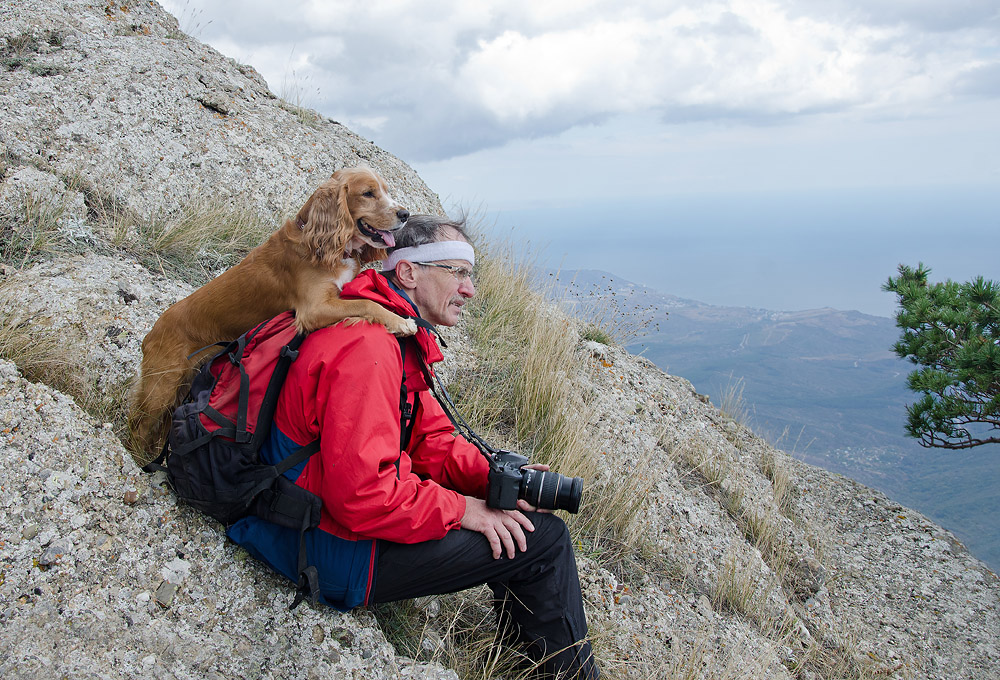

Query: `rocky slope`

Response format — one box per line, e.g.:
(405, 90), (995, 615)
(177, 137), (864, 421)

(1, 2), (998, 678)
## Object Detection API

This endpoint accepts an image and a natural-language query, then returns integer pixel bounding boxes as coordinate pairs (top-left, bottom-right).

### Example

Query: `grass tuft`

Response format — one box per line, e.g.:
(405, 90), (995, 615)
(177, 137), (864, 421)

(712, 548), (763, 620)
(459, 233), (656, 557)
(761, 448), (793, 516)
(671, 438), (730, 490)
(373, 588), (547, 680)
(739, 505), (792, 582)
(580, 322), (615, 346)
(118, 195), (273, 284)
(458, 235), (590, 465)
(0, 191), (90, 267)
(0, 302), (86, 398)
(717, 372), (751, 428)
(0, 286), (130, 431)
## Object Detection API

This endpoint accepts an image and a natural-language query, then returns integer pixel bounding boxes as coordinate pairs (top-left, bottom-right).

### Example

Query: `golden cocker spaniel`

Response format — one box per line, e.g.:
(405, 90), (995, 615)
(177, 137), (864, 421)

(128, 167), (416, 465)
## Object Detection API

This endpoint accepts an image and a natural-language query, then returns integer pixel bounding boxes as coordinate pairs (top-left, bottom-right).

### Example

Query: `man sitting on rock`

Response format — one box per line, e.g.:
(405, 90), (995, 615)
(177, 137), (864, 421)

(226, 214), (599, 679)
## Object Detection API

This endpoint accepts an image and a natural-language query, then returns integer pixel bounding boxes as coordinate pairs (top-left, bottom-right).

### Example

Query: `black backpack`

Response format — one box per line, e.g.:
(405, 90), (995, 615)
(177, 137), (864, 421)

(155, 311), (420, 606)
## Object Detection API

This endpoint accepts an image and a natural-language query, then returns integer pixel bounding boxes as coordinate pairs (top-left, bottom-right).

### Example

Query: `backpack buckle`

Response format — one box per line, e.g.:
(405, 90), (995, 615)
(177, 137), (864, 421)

(290, 566), (320, 609)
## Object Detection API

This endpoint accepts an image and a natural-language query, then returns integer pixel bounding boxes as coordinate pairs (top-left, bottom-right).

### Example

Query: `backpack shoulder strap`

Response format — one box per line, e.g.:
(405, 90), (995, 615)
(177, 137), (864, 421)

(396, 337), (419, 451)
(251, 331), (308, 450)
(394, 315), (444, 450)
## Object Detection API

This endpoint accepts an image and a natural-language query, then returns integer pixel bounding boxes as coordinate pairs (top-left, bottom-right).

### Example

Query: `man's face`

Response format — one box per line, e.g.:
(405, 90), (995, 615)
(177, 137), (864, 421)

(408, 257), (476, 327)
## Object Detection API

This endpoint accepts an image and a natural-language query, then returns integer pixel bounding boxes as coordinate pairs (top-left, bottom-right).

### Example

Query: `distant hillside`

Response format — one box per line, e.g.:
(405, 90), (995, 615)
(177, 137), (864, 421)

(551, 269), (1000, 571)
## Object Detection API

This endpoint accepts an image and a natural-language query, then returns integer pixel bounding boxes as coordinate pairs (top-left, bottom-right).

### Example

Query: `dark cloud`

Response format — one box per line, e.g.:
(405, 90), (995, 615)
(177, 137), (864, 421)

(345, 95), (614, 163)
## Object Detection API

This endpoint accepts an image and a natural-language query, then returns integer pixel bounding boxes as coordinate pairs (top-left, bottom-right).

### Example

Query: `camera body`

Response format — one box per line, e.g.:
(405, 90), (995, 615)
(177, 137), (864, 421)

(486, 450), (583, 514)
(486, 450), (530, 511)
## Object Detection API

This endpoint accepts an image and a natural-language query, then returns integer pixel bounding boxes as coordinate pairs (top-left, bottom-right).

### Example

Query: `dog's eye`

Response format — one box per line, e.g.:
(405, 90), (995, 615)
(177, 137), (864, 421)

(363, 189), (376, 198)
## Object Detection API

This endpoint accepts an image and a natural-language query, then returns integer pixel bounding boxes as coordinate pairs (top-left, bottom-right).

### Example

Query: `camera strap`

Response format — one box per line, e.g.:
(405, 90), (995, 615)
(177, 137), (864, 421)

(405, 317), (505, 472)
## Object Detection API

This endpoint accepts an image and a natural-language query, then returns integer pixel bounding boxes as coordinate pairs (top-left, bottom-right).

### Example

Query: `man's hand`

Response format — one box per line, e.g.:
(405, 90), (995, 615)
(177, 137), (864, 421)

(514, 463), (554, 514)
(461, 497), (535, 559)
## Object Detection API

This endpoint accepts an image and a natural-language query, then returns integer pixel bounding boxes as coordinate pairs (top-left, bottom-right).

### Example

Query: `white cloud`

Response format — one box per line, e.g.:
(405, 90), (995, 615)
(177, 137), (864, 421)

(160, 0), (1000, 161)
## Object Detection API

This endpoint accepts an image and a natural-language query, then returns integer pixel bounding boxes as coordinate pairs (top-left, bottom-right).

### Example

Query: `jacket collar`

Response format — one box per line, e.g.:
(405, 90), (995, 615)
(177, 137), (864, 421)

(341, 269), (445, 365)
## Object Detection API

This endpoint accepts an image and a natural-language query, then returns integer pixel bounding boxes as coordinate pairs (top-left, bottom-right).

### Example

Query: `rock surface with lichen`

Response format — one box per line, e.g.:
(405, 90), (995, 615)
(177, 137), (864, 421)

(1, 1), (998, 679)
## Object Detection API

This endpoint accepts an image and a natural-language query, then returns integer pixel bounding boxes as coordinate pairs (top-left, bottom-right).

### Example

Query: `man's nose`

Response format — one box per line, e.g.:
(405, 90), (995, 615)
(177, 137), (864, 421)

(459, 277), (475, 297)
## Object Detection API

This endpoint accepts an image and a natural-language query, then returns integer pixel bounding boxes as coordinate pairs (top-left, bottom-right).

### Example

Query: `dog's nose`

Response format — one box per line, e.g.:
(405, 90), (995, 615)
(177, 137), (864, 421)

(397, 209), (410, 223)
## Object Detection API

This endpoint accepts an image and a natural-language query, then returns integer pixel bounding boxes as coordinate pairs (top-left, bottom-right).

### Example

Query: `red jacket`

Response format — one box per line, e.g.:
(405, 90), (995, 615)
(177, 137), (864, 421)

(271, 269), (490, 543)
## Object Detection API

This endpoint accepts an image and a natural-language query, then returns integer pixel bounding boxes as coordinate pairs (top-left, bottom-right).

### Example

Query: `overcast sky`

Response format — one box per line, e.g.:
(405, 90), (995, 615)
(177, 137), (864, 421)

(160, 0), (999, 315)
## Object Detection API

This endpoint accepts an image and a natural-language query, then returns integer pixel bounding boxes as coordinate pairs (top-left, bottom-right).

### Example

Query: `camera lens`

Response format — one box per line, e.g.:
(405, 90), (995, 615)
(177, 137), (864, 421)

(520, 470), (583, 514)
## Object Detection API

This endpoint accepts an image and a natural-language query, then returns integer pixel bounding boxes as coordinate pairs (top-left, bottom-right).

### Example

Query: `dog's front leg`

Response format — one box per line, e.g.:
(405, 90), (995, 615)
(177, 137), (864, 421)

(295, 289), (417, 336)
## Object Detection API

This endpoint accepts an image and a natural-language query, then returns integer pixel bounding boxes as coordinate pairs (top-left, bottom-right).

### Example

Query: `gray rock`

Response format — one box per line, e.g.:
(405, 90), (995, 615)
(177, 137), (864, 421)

(38, 537), (72, 566)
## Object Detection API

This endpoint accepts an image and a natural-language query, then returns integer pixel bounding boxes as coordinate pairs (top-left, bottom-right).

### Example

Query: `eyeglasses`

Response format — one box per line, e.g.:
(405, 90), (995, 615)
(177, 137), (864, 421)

(415, 262), (474, 283)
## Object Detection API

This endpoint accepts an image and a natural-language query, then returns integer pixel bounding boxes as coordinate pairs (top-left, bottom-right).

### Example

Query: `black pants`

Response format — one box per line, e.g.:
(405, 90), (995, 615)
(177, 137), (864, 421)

(371, 512), (599, 680)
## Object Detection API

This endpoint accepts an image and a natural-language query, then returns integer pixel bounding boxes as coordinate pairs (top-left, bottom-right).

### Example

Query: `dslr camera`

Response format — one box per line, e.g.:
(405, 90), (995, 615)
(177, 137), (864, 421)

(486, 450), (583, 514)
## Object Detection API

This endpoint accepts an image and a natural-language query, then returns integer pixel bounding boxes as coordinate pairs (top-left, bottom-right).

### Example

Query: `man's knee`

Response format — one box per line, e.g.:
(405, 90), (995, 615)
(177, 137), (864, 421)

(522, 512), (575, 566)
(528, 509), (568, 530)
(527, 511), (569, 542)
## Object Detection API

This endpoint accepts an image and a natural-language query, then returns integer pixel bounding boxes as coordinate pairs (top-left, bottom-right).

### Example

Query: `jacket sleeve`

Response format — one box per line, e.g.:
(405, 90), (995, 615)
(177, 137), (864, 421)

(407, 394), (491, 499)
(307, 329), (467, 544)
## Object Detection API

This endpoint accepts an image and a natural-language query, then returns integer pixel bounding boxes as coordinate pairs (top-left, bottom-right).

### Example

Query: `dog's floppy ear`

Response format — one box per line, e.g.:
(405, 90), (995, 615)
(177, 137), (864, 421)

(336, 173), (355, 238)
(302, 174), (352, 264)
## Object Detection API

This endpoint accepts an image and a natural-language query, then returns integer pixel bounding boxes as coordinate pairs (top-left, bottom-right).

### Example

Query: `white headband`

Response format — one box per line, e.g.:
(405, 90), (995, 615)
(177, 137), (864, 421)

(381, 240), (476, 270)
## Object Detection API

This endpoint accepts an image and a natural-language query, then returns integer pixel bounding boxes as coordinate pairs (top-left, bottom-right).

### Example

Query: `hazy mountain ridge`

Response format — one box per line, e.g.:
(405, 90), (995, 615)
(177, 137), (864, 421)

(552, 268), (1000, 571)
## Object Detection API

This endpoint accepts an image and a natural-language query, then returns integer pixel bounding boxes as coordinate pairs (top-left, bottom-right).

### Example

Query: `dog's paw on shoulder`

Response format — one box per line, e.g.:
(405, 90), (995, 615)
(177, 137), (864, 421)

(294, 317), (317, 335)
(390, 317), (418, 337)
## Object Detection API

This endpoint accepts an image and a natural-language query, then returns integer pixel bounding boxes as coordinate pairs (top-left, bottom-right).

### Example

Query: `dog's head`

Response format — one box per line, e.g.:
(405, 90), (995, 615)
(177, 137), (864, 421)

(297, 167), (409, 266)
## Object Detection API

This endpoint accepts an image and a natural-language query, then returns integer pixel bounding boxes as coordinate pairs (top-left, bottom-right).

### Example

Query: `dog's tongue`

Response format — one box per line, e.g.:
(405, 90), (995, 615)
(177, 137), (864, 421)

(379, 230), (396, 247)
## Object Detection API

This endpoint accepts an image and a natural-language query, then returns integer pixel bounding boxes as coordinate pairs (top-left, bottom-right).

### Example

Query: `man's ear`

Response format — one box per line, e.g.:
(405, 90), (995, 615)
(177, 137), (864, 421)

(394, 261), (419, 289)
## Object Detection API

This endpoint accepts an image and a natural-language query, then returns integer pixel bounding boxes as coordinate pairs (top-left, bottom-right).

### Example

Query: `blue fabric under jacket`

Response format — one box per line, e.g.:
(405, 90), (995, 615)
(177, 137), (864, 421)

(226, 425), (376, 611)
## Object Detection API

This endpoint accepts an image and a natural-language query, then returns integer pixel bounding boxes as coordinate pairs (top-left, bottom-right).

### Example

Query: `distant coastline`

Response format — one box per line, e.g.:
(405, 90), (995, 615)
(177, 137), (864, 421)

(549, 267), (1000, 573)
(474, 184), (997, 318)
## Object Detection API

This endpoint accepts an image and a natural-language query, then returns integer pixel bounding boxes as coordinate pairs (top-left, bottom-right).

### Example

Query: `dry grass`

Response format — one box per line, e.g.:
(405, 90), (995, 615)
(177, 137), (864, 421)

(0, 285), (130, 429)
(761, 448), (793, 516)
(463, 236), (654, 550)
(790, 627), (909, 680)
(126, 195), (272, 283)
(712, 547), (764, 620)
(373, 588), (555, 680)
(0, 300), (83, 395)
(0, 191), (91, 267)
(717, 373), (751, 428)
(670, 438), (730, 490)
(0, 171), (273, 286)
(574, 470), (656, 583)
(165, 0), (213, 39)
(716, 466), (793, 586)
(741, 505), (793, 583)
(658, 627), (783, 680)
(447, 231), (665, 671)
(723, 481), (746, 519)
(669, 431), (796, 604)
(458, 235), (592, 473)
